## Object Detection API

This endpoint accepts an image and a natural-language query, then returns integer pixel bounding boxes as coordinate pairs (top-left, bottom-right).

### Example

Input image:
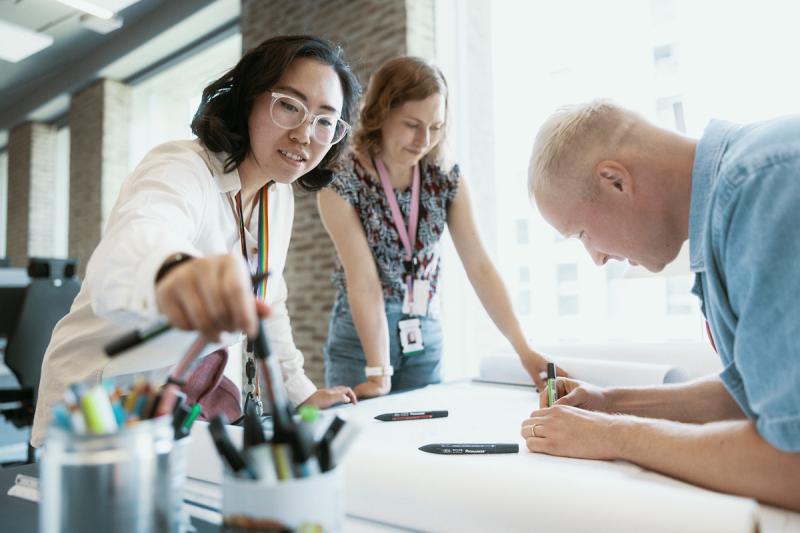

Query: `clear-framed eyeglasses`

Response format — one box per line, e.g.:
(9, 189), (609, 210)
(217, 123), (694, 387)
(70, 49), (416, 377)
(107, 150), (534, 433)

(269, 91), (351, 145)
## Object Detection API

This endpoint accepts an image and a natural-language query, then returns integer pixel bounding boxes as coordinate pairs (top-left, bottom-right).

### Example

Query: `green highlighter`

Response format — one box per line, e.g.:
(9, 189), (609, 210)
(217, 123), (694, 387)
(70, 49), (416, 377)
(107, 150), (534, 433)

(546, 362), (558, 407)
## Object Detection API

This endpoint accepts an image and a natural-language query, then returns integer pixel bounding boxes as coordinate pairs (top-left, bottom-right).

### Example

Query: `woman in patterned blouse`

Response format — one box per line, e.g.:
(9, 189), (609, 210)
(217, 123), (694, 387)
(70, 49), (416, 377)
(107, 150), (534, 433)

(317, 56), (560, 398)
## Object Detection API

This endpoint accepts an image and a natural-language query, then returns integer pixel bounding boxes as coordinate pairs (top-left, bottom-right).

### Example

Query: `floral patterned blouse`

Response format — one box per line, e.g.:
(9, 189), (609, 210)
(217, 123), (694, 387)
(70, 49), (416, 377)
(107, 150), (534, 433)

(328, 152), (461, 306)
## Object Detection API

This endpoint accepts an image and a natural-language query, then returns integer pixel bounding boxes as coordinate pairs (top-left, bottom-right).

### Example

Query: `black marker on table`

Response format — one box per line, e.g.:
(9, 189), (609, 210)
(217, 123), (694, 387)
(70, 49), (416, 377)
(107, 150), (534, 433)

(419, 443), (519, 455)
(375, 410), (448, 422)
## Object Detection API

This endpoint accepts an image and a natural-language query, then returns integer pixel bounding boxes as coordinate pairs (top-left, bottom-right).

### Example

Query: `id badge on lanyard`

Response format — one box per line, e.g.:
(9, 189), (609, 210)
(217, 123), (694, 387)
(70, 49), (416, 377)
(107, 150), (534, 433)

(375, 159), (427, 355)
(233, 186), (269, 411)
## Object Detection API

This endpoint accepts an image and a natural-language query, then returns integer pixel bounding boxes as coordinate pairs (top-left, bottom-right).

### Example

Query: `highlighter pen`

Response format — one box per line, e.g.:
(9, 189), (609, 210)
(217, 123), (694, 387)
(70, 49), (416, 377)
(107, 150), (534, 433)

(271, 442), (294, 481)
(80, 384), (119, 434)
(329, 418), (363, 468)
(104, 271), (270, 356)
(51, 405), (73, 431)
(209, 416), (258, 480)
(123, 379), (144, 414)
(246, 444), (278, 484)
(172, 403), (192, 439)
(316, 415), (347, 472)
(182, 403), (202, 431)
(291, 420), (321, 478)
(546, 362), (558, 407)
(418, 443), (519, 455)
(252, 312), (294, 434)
(375, 410), (448, 422)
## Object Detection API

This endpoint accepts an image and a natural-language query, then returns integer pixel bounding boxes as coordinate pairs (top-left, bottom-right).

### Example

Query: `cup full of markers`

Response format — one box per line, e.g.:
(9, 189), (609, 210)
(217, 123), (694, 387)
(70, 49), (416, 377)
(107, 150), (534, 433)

(203, 312), (361, 532)
(39, 377), (199, 533)
(215, 403), (361, 532)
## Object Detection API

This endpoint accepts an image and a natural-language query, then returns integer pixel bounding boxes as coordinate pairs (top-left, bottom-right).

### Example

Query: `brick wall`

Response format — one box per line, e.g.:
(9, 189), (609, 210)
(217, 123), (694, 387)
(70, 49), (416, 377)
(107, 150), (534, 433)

(6, 122), (58, 267)
(68, 78), (130, 278)
(241, 0), (435, 385)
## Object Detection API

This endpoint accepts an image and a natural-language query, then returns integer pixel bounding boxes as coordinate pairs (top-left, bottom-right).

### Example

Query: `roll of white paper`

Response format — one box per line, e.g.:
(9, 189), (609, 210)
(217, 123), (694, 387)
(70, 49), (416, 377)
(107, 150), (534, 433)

(478, 354), (689, 387)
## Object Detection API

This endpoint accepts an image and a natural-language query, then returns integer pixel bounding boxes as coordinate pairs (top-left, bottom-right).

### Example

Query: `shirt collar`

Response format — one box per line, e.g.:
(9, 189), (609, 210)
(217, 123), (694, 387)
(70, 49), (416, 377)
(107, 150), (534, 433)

(199, 146), (241, 194)
(202, 147), (279, 195)
(688, 120), (735, 272)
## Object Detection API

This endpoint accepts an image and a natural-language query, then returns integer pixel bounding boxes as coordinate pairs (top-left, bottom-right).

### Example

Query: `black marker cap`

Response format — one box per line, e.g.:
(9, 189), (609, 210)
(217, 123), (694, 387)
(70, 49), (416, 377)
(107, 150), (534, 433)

(547, 362), (557, 380)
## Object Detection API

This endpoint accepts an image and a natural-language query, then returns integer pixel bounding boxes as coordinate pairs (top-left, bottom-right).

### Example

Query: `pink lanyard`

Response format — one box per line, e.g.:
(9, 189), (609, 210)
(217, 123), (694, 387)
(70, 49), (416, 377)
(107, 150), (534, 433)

(375, 158), (420, 295)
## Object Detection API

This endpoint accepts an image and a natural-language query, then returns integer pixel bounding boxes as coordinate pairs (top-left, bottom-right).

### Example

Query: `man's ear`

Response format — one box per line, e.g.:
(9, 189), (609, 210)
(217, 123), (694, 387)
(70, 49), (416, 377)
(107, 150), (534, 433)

(593, 160), (633, 196)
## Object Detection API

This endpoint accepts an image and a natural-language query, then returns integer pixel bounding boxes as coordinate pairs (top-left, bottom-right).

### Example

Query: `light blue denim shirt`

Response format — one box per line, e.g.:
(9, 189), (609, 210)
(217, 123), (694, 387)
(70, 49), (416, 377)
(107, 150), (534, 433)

(689, 117), (800, 452)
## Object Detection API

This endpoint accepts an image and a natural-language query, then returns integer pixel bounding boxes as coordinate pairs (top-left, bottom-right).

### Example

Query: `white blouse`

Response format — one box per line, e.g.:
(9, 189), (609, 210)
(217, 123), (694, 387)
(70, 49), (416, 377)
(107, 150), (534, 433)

(31, 140), (317, 447)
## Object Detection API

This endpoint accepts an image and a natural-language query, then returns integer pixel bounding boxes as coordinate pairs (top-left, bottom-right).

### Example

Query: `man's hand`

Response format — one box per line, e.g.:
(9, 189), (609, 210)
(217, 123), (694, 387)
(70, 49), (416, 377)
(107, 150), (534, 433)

(538, 377), (612, 411)
(353, 376), (391, 399)
(155, 254), (269, 341)
(520, 405), (627, 460)
(302, 386), (358, 408)
(519, 349), (569, 390)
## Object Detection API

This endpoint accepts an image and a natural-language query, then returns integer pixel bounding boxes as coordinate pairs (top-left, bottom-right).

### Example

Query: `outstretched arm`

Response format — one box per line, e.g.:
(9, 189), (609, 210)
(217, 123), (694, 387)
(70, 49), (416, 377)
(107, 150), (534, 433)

(521, 406), (800, 510)
(318, 188), (392, 398)
(447, 178), (562, 388)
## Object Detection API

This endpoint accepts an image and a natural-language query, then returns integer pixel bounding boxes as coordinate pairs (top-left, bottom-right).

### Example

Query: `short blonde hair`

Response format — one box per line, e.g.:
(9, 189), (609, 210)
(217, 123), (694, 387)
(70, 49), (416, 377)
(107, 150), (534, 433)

(528, 99), (642, 200)
(352, 56), (448, 166)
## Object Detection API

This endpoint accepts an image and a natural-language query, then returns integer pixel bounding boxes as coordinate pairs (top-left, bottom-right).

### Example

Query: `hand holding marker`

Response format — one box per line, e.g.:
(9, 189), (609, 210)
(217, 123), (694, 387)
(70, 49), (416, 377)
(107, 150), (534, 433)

(102, 272), (270, 420)
(53, 272), (270, 440)
(102, 269), (364, 481)
(547, 362), (558, 407)
(104, 271), (271, 356)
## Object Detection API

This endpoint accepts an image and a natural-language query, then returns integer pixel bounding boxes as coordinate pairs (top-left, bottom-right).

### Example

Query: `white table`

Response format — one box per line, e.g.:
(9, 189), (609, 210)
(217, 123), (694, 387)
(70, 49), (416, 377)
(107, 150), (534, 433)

(188, 380), (800, 533)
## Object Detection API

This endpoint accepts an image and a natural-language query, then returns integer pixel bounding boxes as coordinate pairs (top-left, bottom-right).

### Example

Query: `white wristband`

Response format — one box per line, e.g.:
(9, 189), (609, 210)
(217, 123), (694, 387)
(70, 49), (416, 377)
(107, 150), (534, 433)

(365, 365), (394, 377)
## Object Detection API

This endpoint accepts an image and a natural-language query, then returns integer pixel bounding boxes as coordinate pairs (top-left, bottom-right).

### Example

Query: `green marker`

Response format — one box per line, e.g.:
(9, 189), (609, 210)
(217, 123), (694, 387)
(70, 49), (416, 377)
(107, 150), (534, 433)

(546, 362), (558, 407)
(298, 405), (320, 424)
(182, 403), (202, 431)
(80, 384), (118, 434)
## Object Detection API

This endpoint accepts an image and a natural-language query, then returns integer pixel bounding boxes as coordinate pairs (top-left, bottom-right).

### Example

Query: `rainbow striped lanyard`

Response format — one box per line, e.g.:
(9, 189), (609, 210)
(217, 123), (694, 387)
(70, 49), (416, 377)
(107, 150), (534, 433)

(235, 186), (269, 300)
(234, 185), (269, 408)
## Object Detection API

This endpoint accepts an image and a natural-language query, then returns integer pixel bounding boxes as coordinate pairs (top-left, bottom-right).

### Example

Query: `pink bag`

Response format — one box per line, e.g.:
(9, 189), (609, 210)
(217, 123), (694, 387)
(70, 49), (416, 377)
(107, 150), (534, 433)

(181, 348), (242, 422)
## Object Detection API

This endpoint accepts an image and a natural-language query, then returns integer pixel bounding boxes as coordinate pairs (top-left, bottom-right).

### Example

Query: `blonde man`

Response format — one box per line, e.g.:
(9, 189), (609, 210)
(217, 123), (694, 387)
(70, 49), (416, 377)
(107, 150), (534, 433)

(520, 100), (800, 510)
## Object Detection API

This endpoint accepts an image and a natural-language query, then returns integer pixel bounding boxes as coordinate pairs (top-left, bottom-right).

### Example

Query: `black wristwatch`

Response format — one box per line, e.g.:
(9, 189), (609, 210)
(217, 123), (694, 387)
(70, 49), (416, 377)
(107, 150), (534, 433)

(155, 253), (193, 283)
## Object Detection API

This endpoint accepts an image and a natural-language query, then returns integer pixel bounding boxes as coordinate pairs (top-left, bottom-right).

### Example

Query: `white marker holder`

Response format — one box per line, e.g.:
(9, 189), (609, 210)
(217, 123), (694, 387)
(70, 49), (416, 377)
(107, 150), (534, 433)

(222, 466), (345, 531)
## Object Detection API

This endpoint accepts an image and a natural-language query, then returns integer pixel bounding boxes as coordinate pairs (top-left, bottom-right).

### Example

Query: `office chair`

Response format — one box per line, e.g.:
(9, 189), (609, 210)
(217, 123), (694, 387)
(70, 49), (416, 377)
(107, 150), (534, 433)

(0, 258), (80, 464)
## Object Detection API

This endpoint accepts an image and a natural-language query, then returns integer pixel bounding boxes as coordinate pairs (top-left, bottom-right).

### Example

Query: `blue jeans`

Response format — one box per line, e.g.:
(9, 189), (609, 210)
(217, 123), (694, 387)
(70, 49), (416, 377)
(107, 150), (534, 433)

(323, 294), (443, 390)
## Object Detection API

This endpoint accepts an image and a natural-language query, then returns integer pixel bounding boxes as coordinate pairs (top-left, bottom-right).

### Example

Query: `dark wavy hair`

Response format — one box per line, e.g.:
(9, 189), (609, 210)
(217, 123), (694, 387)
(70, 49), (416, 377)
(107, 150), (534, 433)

(191, 35), (361, 191)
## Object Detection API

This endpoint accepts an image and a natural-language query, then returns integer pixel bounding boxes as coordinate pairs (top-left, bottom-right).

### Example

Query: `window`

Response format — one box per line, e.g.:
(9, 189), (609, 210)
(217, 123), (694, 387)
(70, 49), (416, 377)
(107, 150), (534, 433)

(558, 294), (579, 316)
(435, 0), (800, 379)
(557, 263), (577, 283)
(0, 151), (7, 258)
(653, 44), (674, 63)
(657, 96), (687, 133)
(515, 219), (528, 244)
(666, 276), (695, 315)
(556, 263), (579, 316)
(516, 289), (531, 315)
(129, 33), (241, 170)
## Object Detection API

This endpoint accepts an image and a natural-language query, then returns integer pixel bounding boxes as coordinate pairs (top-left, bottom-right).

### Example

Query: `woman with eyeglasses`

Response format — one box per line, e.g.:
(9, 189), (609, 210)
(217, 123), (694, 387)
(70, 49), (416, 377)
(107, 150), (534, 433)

(31, 35), (359, 448)
(318, 56), (564, 399)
